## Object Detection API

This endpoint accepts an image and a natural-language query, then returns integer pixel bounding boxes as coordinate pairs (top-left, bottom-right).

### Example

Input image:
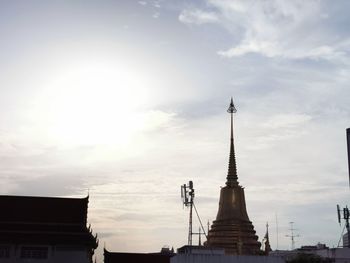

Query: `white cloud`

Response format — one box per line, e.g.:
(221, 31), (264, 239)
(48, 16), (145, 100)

(218, 40), (281, 58)
(181, 0), (350, 61)
(152, 1), (161, 9)
(179, 9), (218, 25)
(153, 12), (160, 19)
(263, 113), (312, 130)
(219, 41), (347, 61)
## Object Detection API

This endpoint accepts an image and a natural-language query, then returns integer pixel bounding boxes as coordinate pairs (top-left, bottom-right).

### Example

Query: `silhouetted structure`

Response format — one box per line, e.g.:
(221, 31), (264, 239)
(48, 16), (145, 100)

(0, 195), (97, 262)
(104, 248), (174, 263)
(206, 98), (261, 255)
(264, 223), (272, 255)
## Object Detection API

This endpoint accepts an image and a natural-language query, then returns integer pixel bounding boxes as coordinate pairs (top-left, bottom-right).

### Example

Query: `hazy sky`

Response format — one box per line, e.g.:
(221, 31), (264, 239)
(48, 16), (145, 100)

(1, 0), (350, 260)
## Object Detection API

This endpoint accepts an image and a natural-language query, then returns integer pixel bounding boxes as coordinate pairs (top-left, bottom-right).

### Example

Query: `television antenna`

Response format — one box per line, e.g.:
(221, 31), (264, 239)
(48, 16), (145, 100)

(181, 181), (207, 246)
(285, 222), (299, 250)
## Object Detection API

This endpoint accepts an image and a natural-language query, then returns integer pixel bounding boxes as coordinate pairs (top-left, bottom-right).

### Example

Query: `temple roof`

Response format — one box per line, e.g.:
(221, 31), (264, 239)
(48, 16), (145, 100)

(0, 195), (97, 248)
(0, 195), (88, 224)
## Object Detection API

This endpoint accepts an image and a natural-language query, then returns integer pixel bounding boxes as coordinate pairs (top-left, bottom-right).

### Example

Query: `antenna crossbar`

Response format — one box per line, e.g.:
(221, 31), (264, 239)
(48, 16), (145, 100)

(285, 222), (299, 250)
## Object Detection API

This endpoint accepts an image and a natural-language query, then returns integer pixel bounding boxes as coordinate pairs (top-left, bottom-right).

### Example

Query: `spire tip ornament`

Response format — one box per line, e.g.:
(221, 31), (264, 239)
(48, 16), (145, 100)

(227, 97), (237, 113)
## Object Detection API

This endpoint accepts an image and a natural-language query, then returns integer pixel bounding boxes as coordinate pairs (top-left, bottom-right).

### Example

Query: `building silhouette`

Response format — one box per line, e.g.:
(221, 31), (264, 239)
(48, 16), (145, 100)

(0, 195), (97, 262)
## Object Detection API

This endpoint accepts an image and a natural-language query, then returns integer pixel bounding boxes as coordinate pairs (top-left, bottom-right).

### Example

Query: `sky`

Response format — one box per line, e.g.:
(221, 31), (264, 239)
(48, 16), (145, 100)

(1, 0), (350, 260)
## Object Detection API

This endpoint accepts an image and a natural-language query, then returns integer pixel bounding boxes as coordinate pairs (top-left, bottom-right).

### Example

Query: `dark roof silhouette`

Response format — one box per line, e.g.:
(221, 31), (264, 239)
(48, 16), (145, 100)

(0, 195), (97, 248)
(104, 249), (173, 263)
(0, 195), (88, 224)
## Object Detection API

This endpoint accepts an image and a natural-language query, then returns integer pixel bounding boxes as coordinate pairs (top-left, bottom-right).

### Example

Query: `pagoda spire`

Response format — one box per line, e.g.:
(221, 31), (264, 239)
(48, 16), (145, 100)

(206, 98), (261, 254)
(226, 97), (238, 186)
(264, 222), (272, 255)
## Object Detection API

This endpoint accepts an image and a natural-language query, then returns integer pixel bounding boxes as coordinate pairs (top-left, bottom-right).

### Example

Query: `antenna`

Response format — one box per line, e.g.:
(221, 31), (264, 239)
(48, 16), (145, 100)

(337, 205), (350, 247)
(285, 222), (300, 250)
(181, 181), (195, 245)
(276, 213), (279, 251)
(181, 181), (208, 246)
(337, 205), (342, 225)
(341, 205), (350, 247)
(335, 129), (350, 247)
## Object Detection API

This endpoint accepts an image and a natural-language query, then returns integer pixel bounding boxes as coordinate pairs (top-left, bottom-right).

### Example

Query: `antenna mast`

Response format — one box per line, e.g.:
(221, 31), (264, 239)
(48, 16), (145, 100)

(276, 213), (279, 250)
(181, 181), (207, 246)
(181, 181), (195, 245)
(285, 222), (299, 250)
(336, 129), (350, 247)
(337, 205), (350, 247)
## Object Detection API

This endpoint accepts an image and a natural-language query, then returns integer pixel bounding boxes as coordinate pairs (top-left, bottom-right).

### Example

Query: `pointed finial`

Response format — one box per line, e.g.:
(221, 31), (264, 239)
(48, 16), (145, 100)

(227, 97), (237, 113)
(265, 222), (269, 236)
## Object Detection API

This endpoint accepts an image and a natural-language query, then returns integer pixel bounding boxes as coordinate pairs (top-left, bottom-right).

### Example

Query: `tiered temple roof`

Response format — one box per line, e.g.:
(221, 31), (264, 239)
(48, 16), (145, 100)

(0, 195), (98, 248)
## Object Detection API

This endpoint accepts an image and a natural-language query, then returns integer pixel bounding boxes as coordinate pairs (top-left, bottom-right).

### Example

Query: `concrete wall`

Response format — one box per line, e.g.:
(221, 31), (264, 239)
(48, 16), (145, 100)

(171, 254), (285, 263)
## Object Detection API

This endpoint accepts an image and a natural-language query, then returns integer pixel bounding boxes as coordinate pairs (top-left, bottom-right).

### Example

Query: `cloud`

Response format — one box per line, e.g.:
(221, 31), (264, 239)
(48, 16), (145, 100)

(153, 12), (160, 19)
(179, 9), (218, 25)
(138, 1), (147, 6)
(263, 113), (312, 130)
(180, 0), (350, 61)
(240, 113), (313, 150)
(218, 41), (346, 61)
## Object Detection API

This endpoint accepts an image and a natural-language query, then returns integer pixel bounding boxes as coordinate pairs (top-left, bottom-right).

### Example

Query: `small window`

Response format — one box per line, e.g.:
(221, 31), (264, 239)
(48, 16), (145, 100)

(21, 247), (48, 259)
(0, 246), (10, 258)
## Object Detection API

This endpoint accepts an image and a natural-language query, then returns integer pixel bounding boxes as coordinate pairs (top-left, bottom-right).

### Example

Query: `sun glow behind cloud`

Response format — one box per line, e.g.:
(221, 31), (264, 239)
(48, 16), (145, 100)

(28, 60), (173, 148)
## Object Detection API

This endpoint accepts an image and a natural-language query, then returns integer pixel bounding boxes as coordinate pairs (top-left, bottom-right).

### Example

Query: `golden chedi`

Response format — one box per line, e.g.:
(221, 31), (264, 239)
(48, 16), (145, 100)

(206, 98), (261, 255)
